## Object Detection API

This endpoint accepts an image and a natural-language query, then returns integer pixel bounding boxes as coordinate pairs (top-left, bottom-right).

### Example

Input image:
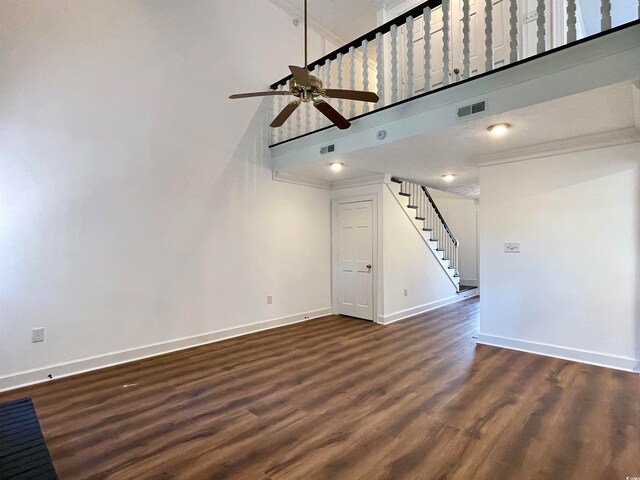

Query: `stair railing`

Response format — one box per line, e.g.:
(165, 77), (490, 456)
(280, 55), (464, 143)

(394, 177), (459, 277)
(268, 0), (640, 145)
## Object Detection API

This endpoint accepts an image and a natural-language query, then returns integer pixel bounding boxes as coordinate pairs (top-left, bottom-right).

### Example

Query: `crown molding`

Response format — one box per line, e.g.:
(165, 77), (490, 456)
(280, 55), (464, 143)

(332, 173), (389, 189)
(476, 127), (640, 167)
(272, 170), (332, 189)
(272, 171), (388, 190)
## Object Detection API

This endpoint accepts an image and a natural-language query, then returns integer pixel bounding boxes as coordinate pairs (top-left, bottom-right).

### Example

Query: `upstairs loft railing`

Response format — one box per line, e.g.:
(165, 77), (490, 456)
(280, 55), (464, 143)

(268, 0), (640, 146)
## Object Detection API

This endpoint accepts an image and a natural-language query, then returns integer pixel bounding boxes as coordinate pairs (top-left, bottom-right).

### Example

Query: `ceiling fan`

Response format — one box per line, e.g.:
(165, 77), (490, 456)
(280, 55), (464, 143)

(229, 0), (379, 130)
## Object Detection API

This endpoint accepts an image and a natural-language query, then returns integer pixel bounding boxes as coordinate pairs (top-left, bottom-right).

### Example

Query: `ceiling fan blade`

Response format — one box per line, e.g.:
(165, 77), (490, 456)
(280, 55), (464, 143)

(323, 89), (380, 103)
(314, 100), (351, 130)
(289, 65), (311, 86)
(270, 100), (301, 128)
(229, 91), (291, 99)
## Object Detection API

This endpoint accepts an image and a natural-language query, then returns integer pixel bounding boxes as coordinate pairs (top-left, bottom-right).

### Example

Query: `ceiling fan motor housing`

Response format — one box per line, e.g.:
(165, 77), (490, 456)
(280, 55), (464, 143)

(290, 75), (323, 102)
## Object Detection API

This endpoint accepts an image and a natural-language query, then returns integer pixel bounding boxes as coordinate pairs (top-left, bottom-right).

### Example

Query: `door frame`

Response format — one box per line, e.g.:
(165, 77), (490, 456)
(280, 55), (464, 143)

(331, 194), (381, 323)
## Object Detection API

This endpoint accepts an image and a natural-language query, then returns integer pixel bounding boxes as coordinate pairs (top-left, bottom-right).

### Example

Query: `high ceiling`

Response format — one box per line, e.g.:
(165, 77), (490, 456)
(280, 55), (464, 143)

(281, 82), (640, 197)
(268, 0), (407, 45)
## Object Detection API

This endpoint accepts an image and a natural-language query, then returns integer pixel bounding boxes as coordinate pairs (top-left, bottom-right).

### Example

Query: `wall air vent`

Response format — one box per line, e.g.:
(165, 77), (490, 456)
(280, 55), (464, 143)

(457, 100), (486, 119)
(320, 144), (335, 155)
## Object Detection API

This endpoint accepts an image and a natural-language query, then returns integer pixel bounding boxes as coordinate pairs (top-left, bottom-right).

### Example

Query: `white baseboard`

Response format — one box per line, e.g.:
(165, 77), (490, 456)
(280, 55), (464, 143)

(378, 293), (475, 325)
(0, 307), (333, 393)
(477, 333), (639, 373)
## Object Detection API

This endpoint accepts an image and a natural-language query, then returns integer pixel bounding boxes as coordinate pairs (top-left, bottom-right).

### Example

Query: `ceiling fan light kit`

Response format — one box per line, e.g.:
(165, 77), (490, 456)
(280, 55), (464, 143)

(229, 0), (379, 131)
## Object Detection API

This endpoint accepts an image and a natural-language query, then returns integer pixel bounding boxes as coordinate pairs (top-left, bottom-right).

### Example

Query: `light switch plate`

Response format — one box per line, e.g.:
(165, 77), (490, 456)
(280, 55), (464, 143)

(504, 242), (520, 253)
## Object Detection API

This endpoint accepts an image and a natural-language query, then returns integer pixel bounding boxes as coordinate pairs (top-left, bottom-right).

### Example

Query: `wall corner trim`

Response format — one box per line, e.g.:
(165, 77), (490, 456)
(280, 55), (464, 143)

(477, 333), (640, 373)
(0, 307), (333, 393)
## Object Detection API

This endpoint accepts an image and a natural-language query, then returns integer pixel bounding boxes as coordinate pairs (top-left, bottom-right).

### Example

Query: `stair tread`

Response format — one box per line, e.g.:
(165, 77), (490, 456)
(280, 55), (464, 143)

(390, 177), (403, 184)
(398, 192), (411, 197)
(422, 228), (432, 231)
(415, 216), (425, 220)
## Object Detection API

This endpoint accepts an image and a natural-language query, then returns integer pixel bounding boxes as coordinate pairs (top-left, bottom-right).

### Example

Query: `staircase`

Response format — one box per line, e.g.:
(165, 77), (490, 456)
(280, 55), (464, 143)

(389, 177), (460, 292)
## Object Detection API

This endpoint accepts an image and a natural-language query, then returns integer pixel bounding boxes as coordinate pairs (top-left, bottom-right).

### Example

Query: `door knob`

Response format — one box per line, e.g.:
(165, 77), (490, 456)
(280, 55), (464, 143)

(366, 264), (372, 269)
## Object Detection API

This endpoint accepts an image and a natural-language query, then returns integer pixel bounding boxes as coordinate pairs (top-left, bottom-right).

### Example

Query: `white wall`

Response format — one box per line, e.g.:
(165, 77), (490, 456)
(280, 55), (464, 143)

(430, 189), (479, 286)
(381, 186), (459, 322)
(478, 143), (640, 372)
(0, 0), (334, 390)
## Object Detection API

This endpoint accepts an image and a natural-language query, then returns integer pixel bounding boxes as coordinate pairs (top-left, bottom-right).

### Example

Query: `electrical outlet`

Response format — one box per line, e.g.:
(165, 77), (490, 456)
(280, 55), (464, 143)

(404, 289), (408, 297)
(267, 296), (273, 305)
(32, 327), (45, 343)
(504, 242), (520, 253)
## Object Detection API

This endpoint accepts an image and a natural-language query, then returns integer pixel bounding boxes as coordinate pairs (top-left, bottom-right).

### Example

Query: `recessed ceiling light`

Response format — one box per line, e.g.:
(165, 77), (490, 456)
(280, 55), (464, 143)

(329, 161), (344, 172)
(442, 174), (455, 182)
(487, 123), (511, 137)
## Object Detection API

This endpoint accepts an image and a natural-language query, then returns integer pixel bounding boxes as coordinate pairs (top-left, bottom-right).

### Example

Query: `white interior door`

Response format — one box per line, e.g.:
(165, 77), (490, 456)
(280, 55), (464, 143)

(451, 0), (511, 77)
(400, 0), (512, 92)
(402, 8), (449, 95)
(336, 201), (374, 321)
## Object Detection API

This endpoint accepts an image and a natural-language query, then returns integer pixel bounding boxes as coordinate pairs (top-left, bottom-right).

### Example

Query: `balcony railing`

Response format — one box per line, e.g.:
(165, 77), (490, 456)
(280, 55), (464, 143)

(269, 0), (639, 146)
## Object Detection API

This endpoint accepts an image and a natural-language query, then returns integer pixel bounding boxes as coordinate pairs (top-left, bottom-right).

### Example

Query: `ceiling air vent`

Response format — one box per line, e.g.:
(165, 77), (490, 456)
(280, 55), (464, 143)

(320, 144), (335, 155)
(457, 100), (486, 118)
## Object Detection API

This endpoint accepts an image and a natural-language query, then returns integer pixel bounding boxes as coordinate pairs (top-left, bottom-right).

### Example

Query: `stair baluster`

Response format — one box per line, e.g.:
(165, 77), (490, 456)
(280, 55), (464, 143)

(376, 32), (385, 108)
(363, 39), (370, 114)
(442, 0), (451, 86)
(314, 65), (321, 129)
(601, 0), (612, 31)
(390, 23), (399, 103)
(485, 0), (493, 72)
(462, 0), (471, 79)
(406, 16), (415, 98)
(536, 0), (546, 54)
(349, 46), (357, 117)
(423, 6), (432, 93)
(567, 0), (577, 43)
(509, 0), (518, 63)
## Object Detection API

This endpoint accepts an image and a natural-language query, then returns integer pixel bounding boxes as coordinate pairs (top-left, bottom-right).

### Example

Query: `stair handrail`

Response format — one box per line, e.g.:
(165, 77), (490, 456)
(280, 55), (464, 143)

(421, 185), (458, 247)
(269, 0), (442, 90)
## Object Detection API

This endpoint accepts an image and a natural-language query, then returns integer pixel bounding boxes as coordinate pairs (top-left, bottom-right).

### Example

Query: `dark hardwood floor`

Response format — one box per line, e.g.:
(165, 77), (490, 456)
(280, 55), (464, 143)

(1, 297), (638, 479)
